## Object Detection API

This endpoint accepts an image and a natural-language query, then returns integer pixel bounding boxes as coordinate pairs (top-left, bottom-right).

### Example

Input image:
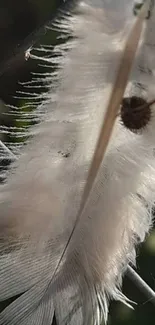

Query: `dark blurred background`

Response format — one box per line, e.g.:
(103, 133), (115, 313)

(0, 1), (155, 324)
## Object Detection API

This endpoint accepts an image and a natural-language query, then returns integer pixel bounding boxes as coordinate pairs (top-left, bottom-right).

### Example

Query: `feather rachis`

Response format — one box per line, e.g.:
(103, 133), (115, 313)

(0, 1), (138, 239)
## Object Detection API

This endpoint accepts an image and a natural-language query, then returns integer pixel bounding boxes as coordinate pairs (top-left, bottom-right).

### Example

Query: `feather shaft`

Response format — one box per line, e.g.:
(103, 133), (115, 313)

(80, 0), (151, 212)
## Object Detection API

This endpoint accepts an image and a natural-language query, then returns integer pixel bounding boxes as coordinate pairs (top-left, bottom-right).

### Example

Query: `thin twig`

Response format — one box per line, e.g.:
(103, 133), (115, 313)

(0, 0), (75, 77)
(127, 265), (155, 306)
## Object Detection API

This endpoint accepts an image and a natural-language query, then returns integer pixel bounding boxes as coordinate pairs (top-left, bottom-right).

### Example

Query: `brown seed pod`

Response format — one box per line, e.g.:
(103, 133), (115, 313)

(120, 96), (153, 133)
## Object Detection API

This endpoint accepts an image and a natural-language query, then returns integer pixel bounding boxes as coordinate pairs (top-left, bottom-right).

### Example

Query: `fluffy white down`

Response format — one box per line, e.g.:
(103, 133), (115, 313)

(0, 1), (155, 324)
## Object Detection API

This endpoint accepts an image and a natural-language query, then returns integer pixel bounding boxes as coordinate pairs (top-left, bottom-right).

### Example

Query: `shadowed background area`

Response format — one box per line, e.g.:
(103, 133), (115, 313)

(0, 1), (155, 324)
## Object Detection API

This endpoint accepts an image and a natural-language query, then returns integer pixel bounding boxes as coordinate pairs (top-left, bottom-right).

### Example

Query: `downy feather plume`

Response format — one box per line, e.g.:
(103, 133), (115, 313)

(0, 0), (155, 324)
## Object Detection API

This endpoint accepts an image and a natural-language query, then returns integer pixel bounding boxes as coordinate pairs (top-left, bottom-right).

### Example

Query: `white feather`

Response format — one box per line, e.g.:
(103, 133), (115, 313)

(0, 1), (154, 324)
